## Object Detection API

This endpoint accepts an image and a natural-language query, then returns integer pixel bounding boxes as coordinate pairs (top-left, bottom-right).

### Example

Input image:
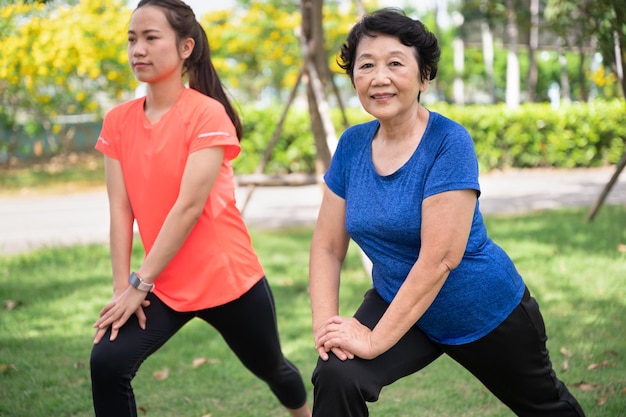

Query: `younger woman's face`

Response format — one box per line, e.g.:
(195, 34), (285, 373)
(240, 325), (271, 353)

(127, 5), (189, 85)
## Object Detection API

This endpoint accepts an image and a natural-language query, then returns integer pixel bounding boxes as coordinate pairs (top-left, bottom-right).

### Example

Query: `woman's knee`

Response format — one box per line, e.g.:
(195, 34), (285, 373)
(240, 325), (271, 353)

(312, 355), (381, 401)
(90, 341), (133, 382)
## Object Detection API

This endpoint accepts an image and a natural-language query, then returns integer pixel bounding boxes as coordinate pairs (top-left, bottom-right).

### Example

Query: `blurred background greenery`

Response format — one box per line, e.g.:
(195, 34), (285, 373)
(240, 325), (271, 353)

(1, 0), (625, 178)
(0, 1), (625, 415)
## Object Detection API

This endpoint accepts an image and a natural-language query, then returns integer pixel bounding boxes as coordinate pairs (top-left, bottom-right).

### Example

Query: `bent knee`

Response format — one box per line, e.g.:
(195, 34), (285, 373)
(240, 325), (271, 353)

(90, 342), (134, 381)
(313, 356), (373, 387)
(312, 355), (382, 402)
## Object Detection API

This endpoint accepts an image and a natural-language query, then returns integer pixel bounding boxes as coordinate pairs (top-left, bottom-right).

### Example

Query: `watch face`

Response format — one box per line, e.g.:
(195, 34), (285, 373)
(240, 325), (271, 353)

(129, 273), (153, 292)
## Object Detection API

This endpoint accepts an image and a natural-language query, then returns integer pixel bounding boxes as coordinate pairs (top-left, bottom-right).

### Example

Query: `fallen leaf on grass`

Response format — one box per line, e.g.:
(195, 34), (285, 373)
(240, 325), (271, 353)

(621, 387), (626, 395)
(617, 243), (626, 253)
(192, 357), (220, 368)
(561, 360), (569, 372)
(559, 347), (573, 357)
(153, 368), (169, 380)
(597, 387), (615, 406)
(0, 363), (18, 373)
(3, 300), (23, 310)
(587, 360), (610, 370)
(596, 395), (609, 406)
(573, 381), (601, 392)
(574, 382), (619, 407)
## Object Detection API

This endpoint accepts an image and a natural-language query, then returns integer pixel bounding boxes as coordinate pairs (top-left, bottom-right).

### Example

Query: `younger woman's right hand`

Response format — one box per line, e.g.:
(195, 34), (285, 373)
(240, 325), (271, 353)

(92, 289), (151, 344)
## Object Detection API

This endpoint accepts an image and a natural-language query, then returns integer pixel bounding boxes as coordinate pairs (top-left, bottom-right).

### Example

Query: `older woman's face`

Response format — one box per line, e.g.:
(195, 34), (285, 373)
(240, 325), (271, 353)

(352, 33), (427, 122)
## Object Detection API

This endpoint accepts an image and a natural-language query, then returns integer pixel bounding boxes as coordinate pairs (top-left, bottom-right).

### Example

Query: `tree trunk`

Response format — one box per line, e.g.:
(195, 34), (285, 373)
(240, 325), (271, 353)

(453, 37), (465, 105)
(2, 99), (20, 169)
(613, 30), (625, 98)
(300, 0), (335, 177)
(527, 0), (539, 102)
(558, 46), (571, 104)
(505, 0), (520, 108)
(612, 3), (626, 98)
(578, 45), (589, 101)
(481, 20), (496, 103)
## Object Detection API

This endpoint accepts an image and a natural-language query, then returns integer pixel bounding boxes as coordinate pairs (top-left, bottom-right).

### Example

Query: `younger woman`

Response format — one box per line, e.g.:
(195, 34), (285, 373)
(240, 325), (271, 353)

(90, 1), (310, 416)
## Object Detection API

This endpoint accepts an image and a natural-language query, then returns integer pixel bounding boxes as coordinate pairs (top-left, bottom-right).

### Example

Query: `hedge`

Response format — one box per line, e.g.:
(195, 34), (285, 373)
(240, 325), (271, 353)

(234, 100), (626, 174)
(2, 101), (623, 174)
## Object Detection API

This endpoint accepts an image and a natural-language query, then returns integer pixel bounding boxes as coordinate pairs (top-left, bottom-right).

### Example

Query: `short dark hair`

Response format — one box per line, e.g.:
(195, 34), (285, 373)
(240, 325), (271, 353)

(338, 8), (440, 85)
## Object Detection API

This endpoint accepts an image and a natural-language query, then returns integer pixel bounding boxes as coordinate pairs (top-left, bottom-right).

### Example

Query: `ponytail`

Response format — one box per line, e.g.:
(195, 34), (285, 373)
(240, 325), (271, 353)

(186, 22), (243, 141)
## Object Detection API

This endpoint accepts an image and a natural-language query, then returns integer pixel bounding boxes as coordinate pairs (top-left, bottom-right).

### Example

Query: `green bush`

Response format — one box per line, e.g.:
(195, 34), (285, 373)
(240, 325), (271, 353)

(235, 107), (314, 174)
(4, 101), (624, 175)
(234, 106), (370, 175)
(233, 100), (626, 174)
(443, 100), (626, 171)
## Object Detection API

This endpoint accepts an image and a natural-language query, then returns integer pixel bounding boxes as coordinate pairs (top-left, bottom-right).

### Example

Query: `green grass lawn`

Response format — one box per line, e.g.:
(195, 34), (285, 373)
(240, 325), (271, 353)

(0, 206), (625, 417)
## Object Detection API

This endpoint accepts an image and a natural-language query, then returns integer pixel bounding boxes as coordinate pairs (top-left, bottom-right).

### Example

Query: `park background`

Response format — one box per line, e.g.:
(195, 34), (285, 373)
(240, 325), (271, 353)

(1, 0), (625, 176)
(0, 0), (625, 416)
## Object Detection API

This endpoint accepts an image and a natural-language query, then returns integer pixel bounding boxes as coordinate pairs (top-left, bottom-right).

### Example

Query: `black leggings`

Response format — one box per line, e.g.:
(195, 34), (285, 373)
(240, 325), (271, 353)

(91, 278), (307, 417)
(311, 287), (586, 417)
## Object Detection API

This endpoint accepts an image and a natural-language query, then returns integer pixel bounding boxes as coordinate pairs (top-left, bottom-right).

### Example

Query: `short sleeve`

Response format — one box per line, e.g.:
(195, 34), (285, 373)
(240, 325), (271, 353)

(95, 110), (120, 160)
(423, 122), (481, 199)
(188, 101), (240, 161)
(324, 130), (350, 198)
(324, 121), (378, 200)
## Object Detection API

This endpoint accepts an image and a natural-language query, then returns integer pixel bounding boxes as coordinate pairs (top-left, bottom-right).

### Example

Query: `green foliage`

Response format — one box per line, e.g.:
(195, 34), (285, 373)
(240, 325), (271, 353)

(0, 0), (135, 162)
(201, 0), (383, 102)
(544, 0), (626, 98)
(232, 105), (367, 174)
(1, 0), (623, 174)
(439, 100), (626, 171)
(231, 101), (625, 175)
(3, 101), (624, 177)
(236, 106), (317, 174)
(0, 206), (625, 416)
(455, 0), (623, 103)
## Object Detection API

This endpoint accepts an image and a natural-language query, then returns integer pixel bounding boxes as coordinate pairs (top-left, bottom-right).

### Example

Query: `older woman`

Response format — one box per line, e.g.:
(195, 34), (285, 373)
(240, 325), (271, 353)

(309, 8), (585, 417)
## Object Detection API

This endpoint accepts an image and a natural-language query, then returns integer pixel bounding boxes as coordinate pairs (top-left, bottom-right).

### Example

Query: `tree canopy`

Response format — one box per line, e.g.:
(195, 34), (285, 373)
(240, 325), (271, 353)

(0, 0), (623, 163)
(0, 0), (134, 147)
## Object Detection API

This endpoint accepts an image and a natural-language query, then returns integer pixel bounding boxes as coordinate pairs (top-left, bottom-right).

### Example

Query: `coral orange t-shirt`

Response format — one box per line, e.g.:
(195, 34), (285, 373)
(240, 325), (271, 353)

(95, 88), (264, 311)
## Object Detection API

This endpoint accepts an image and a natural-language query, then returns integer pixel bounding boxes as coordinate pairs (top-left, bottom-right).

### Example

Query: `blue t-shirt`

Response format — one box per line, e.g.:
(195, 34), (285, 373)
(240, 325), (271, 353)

(324, 112), (525, 345)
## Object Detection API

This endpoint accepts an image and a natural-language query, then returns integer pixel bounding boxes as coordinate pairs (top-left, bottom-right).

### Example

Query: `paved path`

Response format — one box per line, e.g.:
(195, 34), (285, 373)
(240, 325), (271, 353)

(1, 167), (625, 255)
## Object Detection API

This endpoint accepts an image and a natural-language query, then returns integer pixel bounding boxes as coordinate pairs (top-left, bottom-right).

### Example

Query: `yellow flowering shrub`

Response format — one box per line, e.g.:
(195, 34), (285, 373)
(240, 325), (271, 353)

(0, 0), (136, 157)
(0, 0), (135, 123)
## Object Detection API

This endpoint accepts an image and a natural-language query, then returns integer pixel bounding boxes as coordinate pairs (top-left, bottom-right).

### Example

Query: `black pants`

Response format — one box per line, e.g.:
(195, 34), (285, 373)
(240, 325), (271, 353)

(91, 278), (307, 417)
(311, 287), (586, 417)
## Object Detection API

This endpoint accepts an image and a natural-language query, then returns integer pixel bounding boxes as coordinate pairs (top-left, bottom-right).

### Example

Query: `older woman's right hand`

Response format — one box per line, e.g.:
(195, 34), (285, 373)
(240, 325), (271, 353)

(314, 316), (359, 361)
